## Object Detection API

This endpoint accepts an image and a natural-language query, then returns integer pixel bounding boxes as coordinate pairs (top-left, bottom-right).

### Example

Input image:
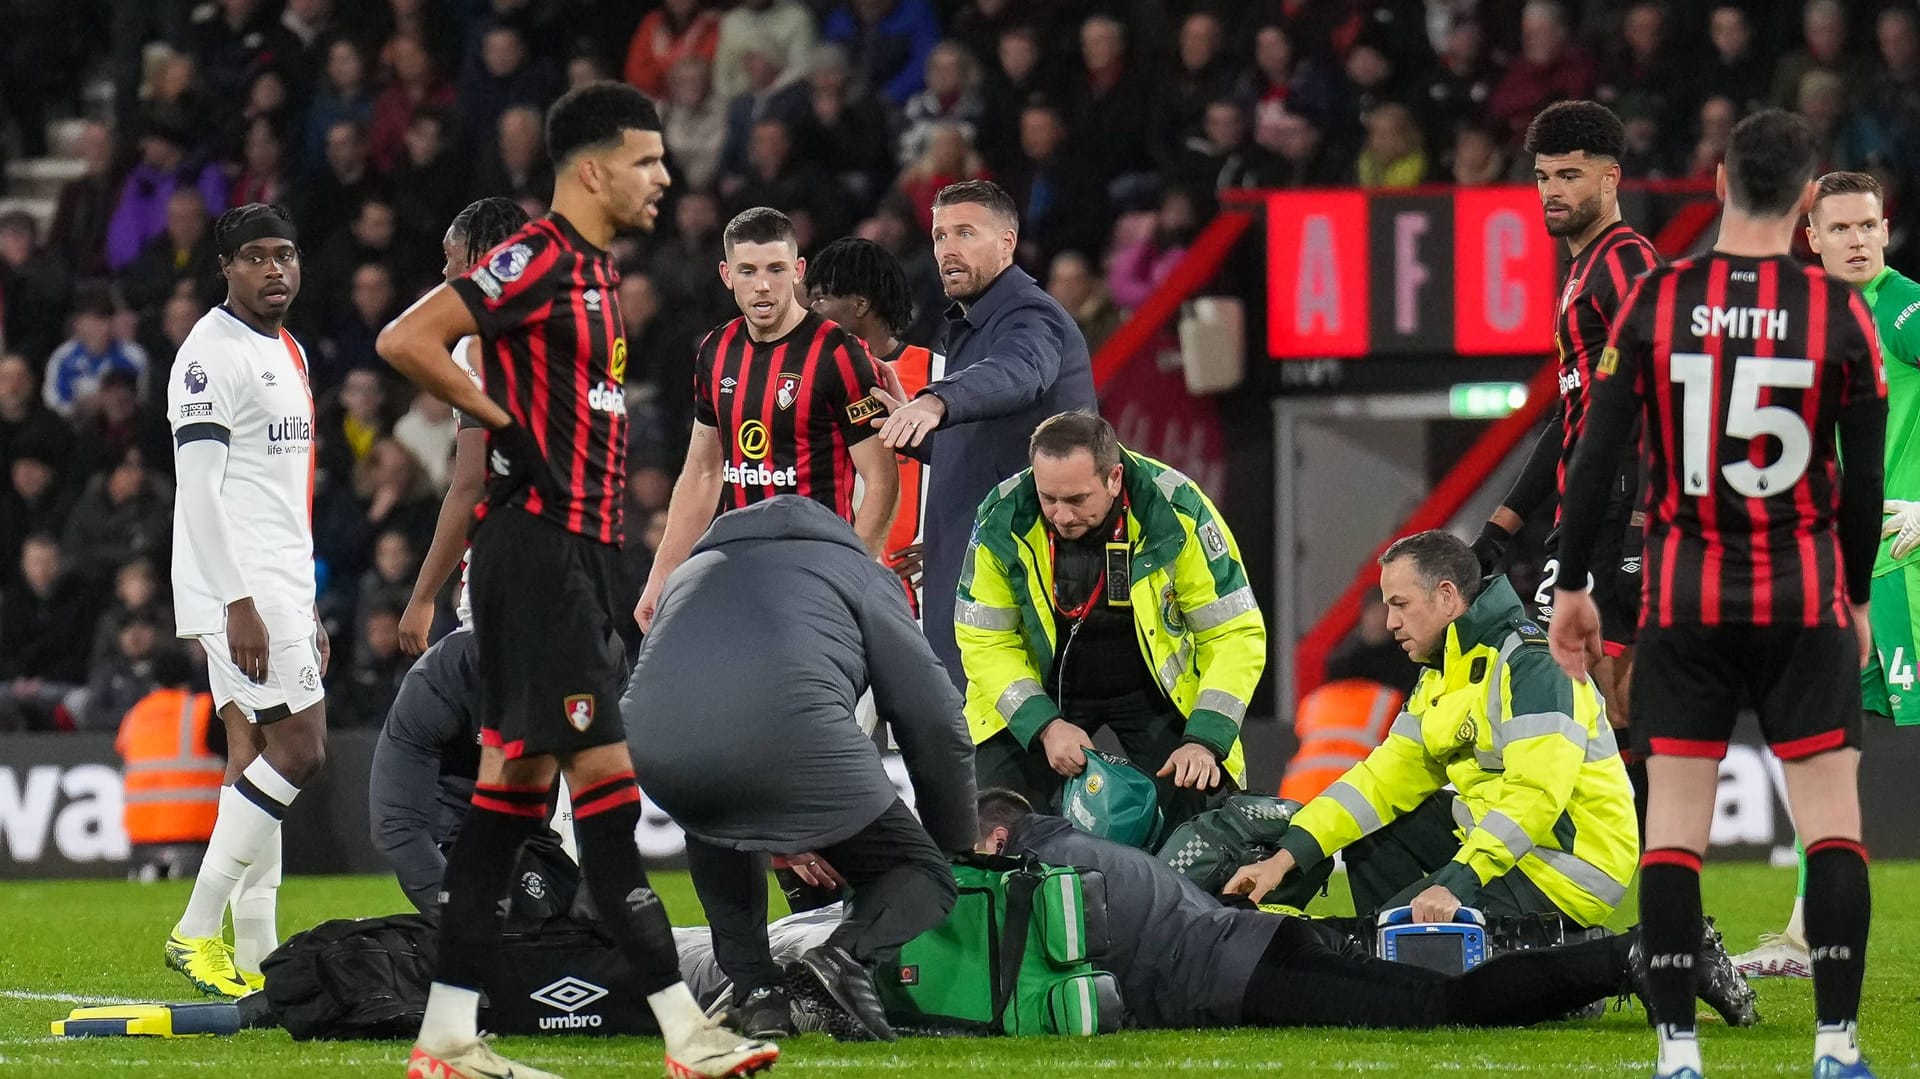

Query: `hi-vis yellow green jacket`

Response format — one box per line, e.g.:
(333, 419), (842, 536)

(1275, 577), (1639, 926)
(955, 449), (1265, 782)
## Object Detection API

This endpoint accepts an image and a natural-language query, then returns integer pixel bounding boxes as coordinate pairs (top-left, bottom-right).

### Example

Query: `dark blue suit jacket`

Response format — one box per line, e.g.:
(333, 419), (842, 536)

(918, 265), (1094, 691)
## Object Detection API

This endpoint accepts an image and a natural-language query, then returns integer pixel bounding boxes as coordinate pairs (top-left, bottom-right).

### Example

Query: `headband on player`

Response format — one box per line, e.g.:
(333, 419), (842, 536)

(219, 214), (298, 258)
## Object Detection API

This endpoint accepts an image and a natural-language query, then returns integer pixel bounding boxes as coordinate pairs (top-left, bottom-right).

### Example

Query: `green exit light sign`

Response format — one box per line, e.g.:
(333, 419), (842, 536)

(1449, 382), (1528, 418)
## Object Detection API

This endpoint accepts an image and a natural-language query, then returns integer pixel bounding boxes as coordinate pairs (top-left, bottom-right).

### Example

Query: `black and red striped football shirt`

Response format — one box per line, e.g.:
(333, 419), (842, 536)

(693, 310), (884, 520)
(1554, 222), (1660, 509)
(450, 214), (631, 546)
(1559, 252), (1887, 628)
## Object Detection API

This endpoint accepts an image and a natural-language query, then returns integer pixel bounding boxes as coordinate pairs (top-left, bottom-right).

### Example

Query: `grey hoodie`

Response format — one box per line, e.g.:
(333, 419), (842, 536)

(624, 496), (976, 853)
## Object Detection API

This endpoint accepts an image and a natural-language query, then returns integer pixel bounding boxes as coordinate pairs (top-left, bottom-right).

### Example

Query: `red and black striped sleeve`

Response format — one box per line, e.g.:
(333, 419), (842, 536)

(1556, 273), (1656, 591)
(1592, 235), (1659, 322)
(1836, 285), (1888, 605)
(449, 225), (567, 339)
(827, 327), (884, 446)
(693, 327), (721, 428)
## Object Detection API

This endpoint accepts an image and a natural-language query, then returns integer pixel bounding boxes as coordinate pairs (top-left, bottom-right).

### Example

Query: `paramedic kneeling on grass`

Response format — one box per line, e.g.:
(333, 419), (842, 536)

(957, 410), (1265, 835)
(1226, 530), (1638, 928)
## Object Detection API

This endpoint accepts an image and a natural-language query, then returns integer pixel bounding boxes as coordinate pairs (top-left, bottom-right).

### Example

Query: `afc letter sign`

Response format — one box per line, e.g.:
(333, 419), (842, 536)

(1265, 188), (1560, 359)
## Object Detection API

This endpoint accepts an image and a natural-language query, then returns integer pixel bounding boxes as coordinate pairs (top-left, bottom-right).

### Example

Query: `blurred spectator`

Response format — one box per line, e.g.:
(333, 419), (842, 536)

(120, 187), (221, 317)
(1241, 22), (1340, 148)
(281, 0), (339, 77)
(231, 118), (294, 209)
(318, 367), (389, 484)
(227, 67), (295, 163)
(110, 0), (192, 138)
(1450, 121), (1511, 186)
(713, 0), (816, 102)
(1487, 1), (1597, 142)
(44, 294), (150, 420)
(717, 44), (801, 184)
(661, 56), (728, 194)
(949, 0), (1025, 78)
(1617, 93), (1680, 178)
(188, 0), (299, 136)
(899, 41), (985, 167)
(356, 530), (417, 650)
(1868, 5), (1920, 178)
(1355, 102), (1430, 188)
(106, 122), (229, 273)
(460, 22), (565, 178)
(64, 442), (171, 584)
(392, 375), (458, 488)
(321, 263), (401, 390)
(354, 438), (438, 561)
(49, 120), (119, 280)
(647, 189), (733, 327)
(1108, 187), (1199, 311)
(1, 440), (75, 571)
(474, 104), (555, 205)
(79, 609), (162, 732)
(1046, 250), (1121, 355)
(1797, 68), (1891, 175)
(140, 49), (211, 146)
(297, 120), (385, 257)
(1265, 107), (1345, 187)
(1595, 1), (1692, 128)
(0, 535), (100, 731)
(724, 117), (849, 245)
(1000, 99), (1107, 272)
(788, 44), (896, 208)
(1698, 3), (1768, 116)
(1416, 18), (1500, 152)
(332, 600), (408, 727)
(824, 0), (942, 107)
(0, 357), (71, 476)
(1324, 595), (1420, 695)
(895, 124), (991, 234)
(1770, 0), (1867, 111)
(978, 24), (1057, 171)
(389, 109), (468, 242)
(624, 0), (720, 99)
(1151, 12), (1236, 167)
(314, 195), (425, 320)
(306, 36), (378, 169)
(0, 212), (74, 363)
(1687, 93), (1739, 178)
(71, 369), (151, 480)
(1067, 14), (1155, 201)
(1169, 98), (1286, 194)
(619, 270), (699, 459)
(369, 34), (456, 175)
(568, 48), (615, 91)
(89, 556), (174, 669)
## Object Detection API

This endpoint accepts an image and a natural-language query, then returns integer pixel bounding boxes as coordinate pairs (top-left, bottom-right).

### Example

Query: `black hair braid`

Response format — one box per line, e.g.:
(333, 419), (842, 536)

(808, 237), (915, 338)
(450, 196), (531, 266)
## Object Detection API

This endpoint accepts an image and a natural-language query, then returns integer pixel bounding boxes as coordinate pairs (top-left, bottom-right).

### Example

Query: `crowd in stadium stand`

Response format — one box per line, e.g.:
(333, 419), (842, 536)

(0, 0), (1914, 732)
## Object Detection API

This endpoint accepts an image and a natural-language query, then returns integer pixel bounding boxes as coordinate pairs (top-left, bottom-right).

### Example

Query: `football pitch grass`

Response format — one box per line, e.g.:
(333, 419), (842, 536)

(1, 864), (1916, 1077)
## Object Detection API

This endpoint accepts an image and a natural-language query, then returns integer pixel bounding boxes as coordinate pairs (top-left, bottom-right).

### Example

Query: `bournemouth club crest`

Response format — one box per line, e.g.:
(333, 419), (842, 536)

(776, 374), (801, 410)
(564, 694), (594, 732)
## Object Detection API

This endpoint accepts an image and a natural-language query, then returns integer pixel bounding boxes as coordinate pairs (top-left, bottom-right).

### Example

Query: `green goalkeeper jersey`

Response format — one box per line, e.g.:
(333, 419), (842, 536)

(1863, 265), (1920, 575)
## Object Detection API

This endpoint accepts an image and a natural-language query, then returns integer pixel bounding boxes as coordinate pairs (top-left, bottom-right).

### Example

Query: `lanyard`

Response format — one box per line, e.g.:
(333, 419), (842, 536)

(1049, 495), (1130, 621)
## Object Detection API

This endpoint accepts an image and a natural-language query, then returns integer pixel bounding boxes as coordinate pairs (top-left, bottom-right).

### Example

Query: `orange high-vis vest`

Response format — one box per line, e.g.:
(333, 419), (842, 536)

(116, 688), (224, 845)
(1279, 679), (1405, 804)
(884, 344), (941, 616)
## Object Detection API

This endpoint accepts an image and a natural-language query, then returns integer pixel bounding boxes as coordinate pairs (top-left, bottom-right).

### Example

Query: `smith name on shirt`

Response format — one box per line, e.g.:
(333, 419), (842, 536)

(1690, 304), (1790, 340)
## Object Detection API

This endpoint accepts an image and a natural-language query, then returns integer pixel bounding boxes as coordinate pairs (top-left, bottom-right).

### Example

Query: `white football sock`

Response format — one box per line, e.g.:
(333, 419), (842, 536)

(231, 825), (281, 972)
(649, 981), (711, 1049)
(1656, 1024), (1703, 1076)
(418, 983), (481, 1049)
(1815, 1021), (1861, 1065)
(177, 758), (299, 939)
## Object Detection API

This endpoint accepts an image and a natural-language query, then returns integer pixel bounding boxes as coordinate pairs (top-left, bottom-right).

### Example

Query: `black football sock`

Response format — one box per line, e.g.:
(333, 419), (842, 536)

(435, 783), (549, 990)
(573, 772), (682, 995)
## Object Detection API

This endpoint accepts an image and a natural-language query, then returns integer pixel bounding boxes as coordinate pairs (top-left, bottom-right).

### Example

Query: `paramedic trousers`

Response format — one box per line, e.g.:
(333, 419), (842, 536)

(1240, 916), (1633, 1028)
(683, 799), (958, 1001)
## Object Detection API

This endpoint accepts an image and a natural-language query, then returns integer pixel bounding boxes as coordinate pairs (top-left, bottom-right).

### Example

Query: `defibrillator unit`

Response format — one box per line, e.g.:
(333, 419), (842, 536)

(1376, 905), (1488, 975)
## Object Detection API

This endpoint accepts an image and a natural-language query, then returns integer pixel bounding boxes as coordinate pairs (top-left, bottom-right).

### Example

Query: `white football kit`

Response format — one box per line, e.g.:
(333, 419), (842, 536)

(168, 305), (322, 721)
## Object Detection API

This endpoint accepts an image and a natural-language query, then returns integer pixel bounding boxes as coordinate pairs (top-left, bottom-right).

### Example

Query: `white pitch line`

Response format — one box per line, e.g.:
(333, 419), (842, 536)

(0, 989), (148, 1006)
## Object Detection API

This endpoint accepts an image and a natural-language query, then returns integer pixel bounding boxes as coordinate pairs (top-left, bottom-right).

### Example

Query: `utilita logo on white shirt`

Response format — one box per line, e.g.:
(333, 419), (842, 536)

(267, 415), (313, 454)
